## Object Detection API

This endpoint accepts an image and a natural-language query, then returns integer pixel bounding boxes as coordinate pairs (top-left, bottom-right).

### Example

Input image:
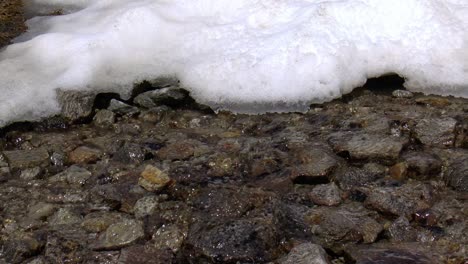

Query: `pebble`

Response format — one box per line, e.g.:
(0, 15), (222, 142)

(92, 219), (144, 250)
(308, 182), (342, 206)
(414, 117), (457, 147)
(2, 148), (49, 169)
(138, 164), (172, 192)
(92, 109), (115, 127)
(68, 146), (102, 164)
(279, 243), (330, 264)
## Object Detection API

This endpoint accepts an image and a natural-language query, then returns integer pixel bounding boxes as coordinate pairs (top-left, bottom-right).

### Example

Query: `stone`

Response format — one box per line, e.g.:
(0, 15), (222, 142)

(156, 141), (196, 161)
(27, 202), (56, 221)
(134, 87), (188, 108)
(389, 162), (408, 181)
(344, 244), (435, 264)
(0, 236), (42, 264)
(92, 109), (115, 127)
(112, 142), (145, 164)
(68, 146), (102, 164)
(107, 99), (139, 115)
(402, 151), (442, 179)
(392, 89), (413, 98)
(289, 146), (340, 184)
(334, 163), (386, 190)
(328, 132), (405, 162)
(81, 212), (129, 233)
(19, 167), (42, 180)
(91, 219), (144, 250)
(279, 243), (330, 264)
(133, 195), (167, 219)
(153, 224), (187, 253)
(118, 245), (174, 264)
(444, 156), (468, 192)
(57, 89), (96, 121)
(387, 216), (417, 242)
(414, 117), (457, 147)
(2, 148), (49, 169)
(308, 183), (342, 206)
(48, 208), (82, 226)
(138, 165), (172, 192)
(49, 165), (92, 186)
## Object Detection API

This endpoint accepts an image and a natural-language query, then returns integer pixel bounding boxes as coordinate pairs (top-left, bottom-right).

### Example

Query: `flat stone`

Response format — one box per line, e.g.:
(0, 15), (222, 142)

(308, 183), (342, 206)
(402, 151), (442, 179)
(414, 117), (457, 147)
(134, 87), (188, 108)
(328, 132), (405, 162)
(27, 202), (56, 221)
(19, 167), (42, 180)
(279, 243), (330, 264)
(92, 109), (115, 127)
(48, 208), (82, 226)
(81, 212), (129, 233)
(118, 245), (174, 264)
(156, 141), (196, 161)
(49, 165), (92, 186)
(153, 224), (186, 253)
(3, 148), (49, 169)
(392, 90), (414, 98)
(289, 146), (340, 183)
(387, 216), (417, 242)
(57, 89), (96, 121)
(107, 99), (139, 115)
(138, 165), (172, 192)
(344, 244), (436, 264)
(91, 219), (144, 250)
(333, 163), (386, 190)
(445, 156), (468, 192)
(68, 146), (102, 164)
(133, 195), (167, 219)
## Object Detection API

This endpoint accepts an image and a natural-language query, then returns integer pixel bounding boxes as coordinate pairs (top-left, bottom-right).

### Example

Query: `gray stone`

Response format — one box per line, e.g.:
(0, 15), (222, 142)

(92, 109), (115, 127)
(134, 87), (187, 108)
(279, 243), (330, 264)
(112, 142), (145, 164)
(92, 219), (144, 250)
(414, 117), (457, 147)
(392, 90), (414, 98)
(153, 224), (186, 253)
(328, 132), (405, 162)
(445, 156), (468, 191)
(334, 163), (386, 190)
(2, 148), (49, 169)
(308, 183), (342, 206)
(19, 167), (42, 180)
(402, 151), (442, 179)
(49, 165), (92, 186)
(133, 195), (167, 219)
(57, 89), (96, 121)
(118, 245), (174, 264)
(387, 216), (417, 242)
(289, 145), (340, 183)
(107, 99), (139, 115)
(48, 208), (82, 226)
(81, 212), (129, 233)
(27, 202), (56, 220)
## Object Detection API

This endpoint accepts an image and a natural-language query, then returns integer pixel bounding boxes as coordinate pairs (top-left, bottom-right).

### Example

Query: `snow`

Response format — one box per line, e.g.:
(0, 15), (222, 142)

(0, 0), (467, 126)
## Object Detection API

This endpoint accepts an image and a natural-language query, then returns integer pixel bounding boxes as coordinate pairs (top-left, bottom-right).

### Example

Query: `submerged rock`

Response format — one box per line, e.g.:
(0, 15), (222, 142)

(279, 243), (330, 264)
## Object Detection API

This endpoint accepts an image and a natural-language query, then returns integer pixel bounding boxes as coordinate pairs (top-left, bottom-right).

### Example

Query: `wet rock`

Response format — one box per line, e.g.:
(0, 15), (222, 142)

(392, 90), (413, 98)
(414, 209), (438, 227)
(328, 132), (405, 162)
(156, 141), (196, 161)
(118, 245), (174, 264)
(308, 182), (342, 206)
(305, 203), (383, 246)
(289, 145), (340, 184)
(153, 224), (187, 253)
(2, 148), (49, 169)
(134, 87), (188, 108)
(139, 106), (170, 123)
(279, 243), (330, 264)
(43, 227), (88, 263)
(85, 251), (120, 264)
(81, 212), (129, 233)
(387, 216), (417, 242)
(27, 202), (56, 221)
(112, 142), (146, 164)
(19, 167), (42, 180)
(186, 217), (279, 263)
(50, 152), (65, 167)
(92, 109), (115, 127)
(360, 182), (435, 217)
(57, 89), (96, 121)
(0, 236), (42, 264)
(68, 146), (102, 164)
(48, 165), (92, 186)
(344, 244), (435, 264)
(91, 219), (144, 250)
(107, 99), (139, 115)
(333, 163), (386, 190)
(414, 117), (457, 147)
(138, 164), (172, 192)
(48, 208), (82, 226)
(133, 195), (167, 219)
(415, 96), (450, 107)
(444, 156), (468, 192)
(389, 162), (408, 181)
(402, 152), (442, 180)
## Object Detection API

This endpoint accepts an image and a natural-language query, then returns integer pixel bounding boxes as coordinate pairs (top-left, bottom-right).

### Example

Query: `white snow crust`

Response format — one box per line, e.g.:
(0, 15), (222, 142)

(0, 0), (467, 126)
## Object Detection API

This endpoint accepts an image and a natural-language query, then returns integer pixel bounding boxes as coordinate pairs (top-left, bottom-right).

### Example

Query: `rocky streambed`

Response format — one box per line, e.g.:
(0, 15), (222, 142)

(0, 80), (467, 264)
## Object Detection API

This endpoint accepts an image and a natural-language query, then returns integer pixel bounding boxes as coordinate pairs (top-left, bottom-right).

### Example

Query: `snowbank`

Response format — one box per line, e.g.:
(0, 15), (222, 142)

(0, 0), (467, 126)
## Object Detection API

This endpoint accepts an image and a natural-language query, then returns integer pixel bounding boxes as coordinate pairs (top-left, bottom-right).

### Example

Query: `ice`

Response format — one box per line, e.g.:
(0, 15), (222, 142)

(0, 0), (467, 126)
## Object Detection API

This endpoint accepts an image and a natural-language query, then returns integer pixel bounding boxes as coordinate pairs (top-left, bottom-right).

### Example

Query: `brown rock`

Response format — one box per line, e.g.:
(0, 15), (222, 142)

(139, 164), (172, 192)
(68, 146), (102, 164)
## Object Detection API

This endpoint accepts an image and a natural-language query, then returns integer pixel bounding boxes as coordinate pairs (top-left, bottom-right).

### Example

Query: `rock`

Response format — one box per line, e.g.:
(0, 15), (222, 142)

(414, 209), (438, 227)
(50, 151), (65, 167)
(305, 203), (383, 246)
(68, 146), (102, 164)
(414, 117), (457, 147)
(156, 141), (196, 161)
(107, 99), (139, 115)
(389, 162), (408, 181)
(308, 183), (342, 206)
(444, 156), (468, 192)
(112, 142), (146, 164)
(133, 195), (167, 219)
(387, 216), (417, 242)
(402, 152), (442, 180)
(153, 224), (186, 253)
(48, 208), (82, 226)
(85, 251), (120, 264)
(344, 244), (436, 264)
(279, 243), (330, 264)
(328, 132), (405, 162)
(92, 109), (115, 127)
(2, 148), (49, 169)
(333, 163), (386, 190)
(415, 96), (450, 107)
(138, 165), (172, 192)
(49, 165), (92, 186)
(27, 202), (56, 221)
(289, 145), (340, 184)
(57, 89), (96, 121)
(392, 90), (414, 98)
(0, 236), (42, 264)
(91, 219), (144, 250)
(19, 167), (42, 180)
(134, 87), (188, 108)
(42, 227), (88, 263)
(81, 212), (129, 233)
(118, 245), (174, 264)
